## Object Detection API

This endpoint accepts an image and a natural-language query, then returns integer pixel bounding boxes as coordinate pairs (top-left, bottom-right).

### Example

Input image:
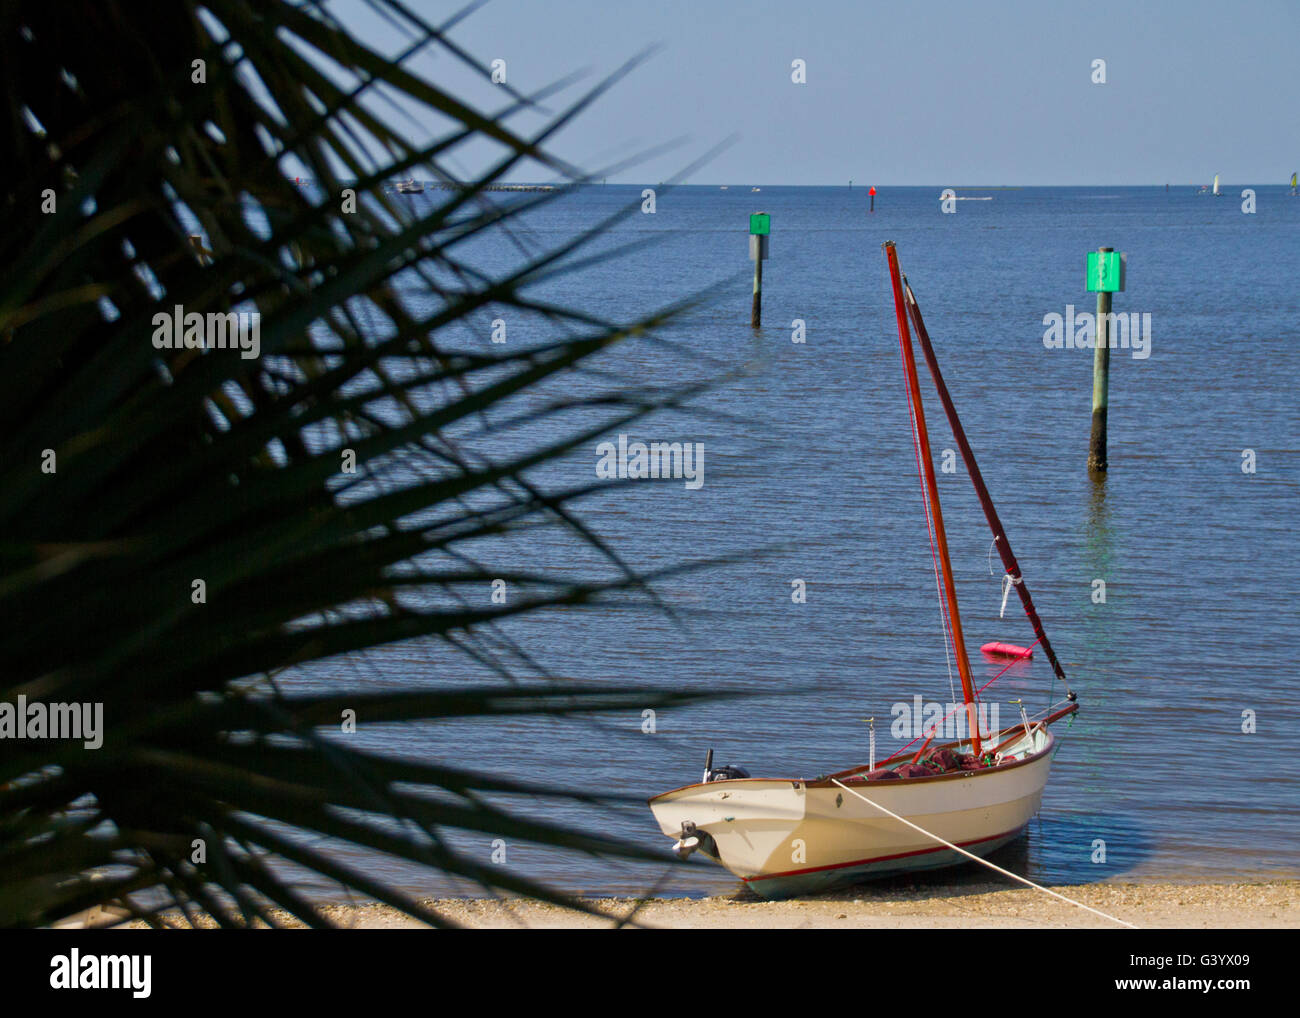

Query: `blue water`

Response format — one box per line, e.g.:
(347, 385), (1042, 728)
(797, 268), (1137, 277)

(284, 185), (1300, 898)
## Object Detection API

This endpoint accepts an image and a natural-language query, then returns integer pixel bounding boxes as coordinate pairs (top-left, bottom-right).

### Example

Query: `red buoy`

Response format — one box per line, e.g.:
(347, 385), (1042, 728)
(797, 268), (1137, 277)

(980, 642), (1033, 660)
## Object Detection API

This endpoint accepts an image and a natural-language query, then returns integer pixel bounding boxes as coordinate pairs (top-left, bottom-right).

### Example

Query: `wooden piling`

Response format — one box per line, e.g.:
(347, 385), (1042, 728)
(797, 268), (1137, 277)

(748, 212), (769, 328)
(1087, 246), (1112, 473)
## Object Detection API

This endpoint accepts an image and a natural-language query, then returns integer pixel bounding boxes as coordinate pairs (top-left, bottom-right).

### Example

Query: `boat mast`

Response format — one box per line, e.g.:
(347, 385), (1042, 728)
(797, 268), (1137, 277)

(884, 242), (982, 756)
(902, 276), (1076, 703)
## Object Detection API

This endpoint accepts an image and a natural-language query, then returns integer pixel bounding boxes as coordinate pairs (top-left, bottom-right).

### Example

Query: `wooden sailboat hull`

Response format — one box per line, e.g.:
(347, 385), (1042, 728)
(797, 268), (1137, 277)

(648, 729), (1056, 899)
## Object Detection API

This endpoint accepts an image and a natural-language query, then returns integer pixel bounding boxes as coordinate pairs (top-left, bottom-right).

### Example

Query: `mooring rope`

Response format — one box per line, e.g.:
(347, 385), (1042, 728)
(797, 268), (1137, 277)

(829, 778), (1137, 928)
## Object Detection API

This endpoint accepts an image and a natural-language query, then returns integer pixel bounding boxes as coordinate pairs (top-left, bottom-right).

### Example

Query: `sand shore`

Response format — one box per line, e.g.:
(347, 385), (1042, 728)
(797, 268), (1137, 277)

(110, 880), (1298, 929)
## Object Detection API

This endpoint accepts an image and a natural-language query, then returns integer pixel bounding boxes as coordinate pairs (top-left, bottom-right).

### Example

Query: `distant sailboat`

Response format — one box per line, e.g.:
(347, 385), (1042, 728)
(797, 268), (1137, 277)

(1197, 173), (1222, 196)
(1290, 171), (1297, 196)
(1213, 173), (1221, 196)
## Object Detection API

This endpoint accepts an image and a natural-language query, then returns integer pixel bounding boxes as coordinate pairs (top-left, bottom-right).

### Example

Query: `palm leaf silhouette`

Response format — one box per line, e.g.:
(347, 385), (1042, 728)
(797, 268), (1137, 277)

(1, 0), (719, 928)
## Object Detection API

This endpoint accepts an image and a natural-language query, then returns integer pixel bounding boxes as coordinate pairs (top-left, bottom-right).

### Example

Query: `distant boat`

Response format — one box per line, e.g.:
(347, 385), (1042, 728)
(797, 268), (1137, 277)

(1199, 173), (1222, 196)
(1213, 173), (1221, 196)
(395, 179), (423, 194)
(1290, 171), (1297, 196)
(720, 185), (729, 190)
(751, 187), (761, 192)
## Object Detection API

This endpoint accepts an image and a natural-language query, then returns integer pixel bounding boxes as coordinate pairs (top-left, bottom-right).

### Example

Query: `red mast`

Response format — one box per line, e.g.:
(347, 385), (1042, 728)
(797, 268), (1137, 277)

(884, 242), (982, 756)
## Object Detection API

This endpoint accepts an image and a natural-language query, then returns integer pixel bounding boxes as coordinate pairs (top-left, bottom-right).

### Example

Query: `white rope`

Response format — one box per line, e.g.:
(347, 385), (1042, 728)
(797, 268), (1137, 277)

(998, 572), (1024, 618)
(920, 469), (958, 707)
(830, 778), (1137, 928)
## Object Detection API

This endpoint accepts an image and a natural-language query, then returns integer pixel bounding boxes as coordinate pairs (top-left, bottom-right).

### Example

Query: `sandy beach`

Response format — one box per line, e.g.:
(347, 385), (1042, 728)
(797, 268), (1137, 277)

(109, 880), (1298, 930)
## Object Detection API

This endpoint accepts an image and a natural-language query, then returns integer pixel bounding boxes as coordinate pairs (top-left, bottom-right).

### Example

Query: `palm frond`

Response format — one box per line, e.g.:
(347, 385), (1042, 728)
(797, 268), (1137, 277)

(0, 0), (722, 927)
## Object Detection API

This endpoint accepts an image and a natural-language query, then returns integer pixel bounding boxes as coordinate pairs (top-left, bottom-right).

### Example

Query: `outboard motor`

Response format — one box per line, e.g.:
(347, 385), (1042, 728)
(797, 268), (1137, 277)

(702, 748), (749, 782)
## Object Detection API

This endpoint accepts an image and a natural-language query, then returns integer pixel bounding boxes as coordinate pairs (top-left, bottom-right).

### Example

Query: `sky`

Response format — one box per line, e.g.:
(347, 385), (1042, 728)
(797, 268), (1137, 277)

(323, 0), (1300, 186)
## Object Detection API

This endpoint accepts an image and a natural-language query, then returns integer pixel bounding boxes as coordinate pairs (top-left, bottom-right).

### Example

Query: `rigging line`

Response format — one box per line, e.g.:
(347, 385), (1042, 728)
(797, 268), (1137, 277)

(889, 251), (958, 706)
(830, 779), (1137, 928)
(909, 393), (958, 706)
(966, 633), (1054, 724)
(881, 635), (1045, 764)
(976, 636), (1041, 696)
(904, 314), (958, 707)
(904, 280), (1074, 703)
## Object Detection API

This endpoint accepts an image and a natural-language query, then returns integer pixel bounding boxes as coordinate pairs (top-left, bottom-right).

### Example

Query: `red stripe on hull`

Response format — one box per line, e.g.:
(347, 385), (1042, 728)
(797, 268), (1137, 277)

(744, 826), (1023, 883)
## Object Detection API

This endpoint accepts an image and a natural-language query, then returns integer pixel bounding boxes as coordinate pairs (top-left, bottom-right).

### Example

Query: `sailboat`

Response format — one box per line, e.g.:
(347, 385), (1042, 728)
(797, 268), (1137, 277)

(1199, 173), (1222, 196)
(1290, 172), (1297, 196)
(648, 242), (1080, 899)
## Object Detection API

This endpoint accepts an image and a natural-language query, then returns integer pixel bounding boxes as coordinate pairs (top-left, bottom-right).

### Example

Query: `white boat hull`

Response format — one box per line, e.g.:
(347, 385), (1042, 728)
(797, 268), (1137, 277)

(649, 728), (1057, 898)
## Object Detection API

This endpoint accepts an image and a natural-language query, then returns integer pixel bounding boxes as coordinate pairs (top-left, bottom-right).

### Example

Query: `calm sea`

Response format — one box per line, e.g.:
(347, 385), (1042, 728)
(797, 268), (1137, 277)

(283, 184), (1300, 899)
